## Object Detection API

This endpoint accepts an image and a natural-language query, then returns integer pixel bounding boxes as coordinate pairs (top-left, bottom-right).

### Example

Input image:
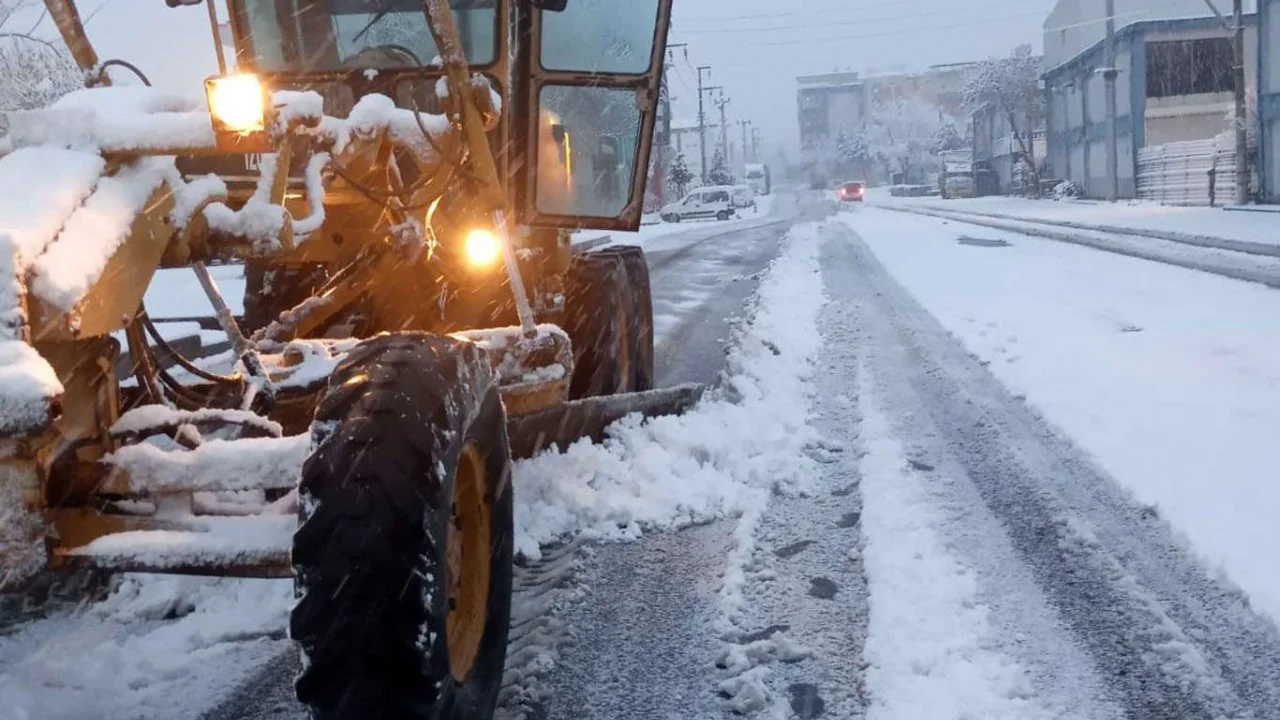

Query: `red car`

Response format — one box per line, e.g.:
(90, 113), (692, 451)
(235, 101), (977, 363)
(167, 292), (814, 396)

(838, 181), (866, 202)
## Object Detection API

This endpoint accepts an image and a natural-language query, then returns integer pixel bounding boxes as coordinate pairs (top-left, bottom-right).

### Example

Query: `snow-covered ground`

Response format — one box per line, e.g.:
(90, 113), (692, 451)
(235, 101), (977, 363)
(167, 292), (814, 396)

(0, 575), (290, 719)
(856, 380), (1056, 720)
(0, 196), (809, 720)
(513, 217), (822, 558)
(841, 206), (1280, 624)
(574, 193), (779, 251)
(8, 194), (1280, 719)
(873, 190), (1280, 247)
(144, 264), (245, 318)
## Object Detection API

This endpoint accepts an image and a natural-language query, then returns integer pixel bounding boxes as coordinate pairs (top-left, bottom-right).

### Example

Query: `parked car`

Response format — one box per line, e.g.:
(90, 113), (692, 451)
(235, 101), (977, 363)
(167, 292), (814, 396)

(728, 184), (758, 212)
(744, 163), (771, 195)
(838, 180), (866, 202)
(661, 187), (736, 222)
(941, 174), (975, 199)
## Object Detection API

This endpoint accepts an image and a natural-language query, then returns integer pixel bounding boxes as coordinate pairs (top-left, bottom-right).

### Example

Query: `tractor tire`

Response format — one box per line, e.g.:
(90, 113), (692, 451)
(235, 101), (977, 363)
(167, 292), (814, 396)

(563, 250), (644, 399)
(590, 246), (655, 393)
(291, 333), (513, 720)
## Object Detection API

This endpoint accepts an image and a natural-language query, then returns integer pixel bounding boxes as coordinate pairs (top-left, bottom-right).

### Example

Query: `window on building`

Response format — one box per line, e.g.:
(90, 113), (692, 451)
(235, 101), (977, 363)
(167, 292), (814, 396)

(1146, 37), (1235, 98)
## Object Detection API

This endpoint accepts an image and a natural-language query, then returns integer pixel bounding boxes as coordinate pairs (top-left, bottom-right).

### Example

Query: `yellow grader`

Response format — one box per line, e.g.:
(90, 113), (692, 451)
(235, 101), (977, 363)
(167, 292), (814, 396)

(0, 0), (682, 716)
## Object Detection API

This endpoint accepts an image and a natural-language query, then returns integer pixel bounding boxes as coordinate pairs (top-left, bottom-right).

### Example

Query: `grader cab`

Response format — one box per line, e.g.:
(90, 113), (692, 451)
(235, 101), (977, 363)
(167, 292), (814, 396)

(0, 0), (681, 716)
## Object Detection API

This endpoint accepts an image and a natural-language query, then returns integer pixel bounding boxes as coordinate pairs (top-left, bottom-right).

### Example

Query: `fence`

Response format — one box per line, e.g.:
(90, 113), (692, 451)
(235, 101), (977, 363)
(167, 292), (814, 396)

(1137, 133), (1240, 206)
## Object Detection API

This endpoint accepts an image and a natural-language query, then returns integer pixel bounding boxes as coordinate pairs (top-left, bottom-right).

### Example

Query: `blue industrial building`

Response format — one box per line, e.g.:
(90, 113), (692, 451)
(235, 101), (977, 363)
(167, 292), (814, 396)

(1261, 0), (1280, 201)
(1042, 0), (1279, 202)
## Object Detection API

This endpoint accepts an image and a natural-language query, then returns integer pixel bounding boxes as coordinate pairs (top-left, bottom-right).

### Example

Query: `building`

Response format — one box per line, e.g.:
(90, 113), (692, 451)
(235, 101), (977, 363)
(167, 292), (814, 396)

(797, 72), (867, 182)
(796, 65), (975, 185)
(864, 63), (977, 118)
(1262, 0), (1280, 201)
(972, 101), (1048, 196)
(1042, 0), (1262, 200)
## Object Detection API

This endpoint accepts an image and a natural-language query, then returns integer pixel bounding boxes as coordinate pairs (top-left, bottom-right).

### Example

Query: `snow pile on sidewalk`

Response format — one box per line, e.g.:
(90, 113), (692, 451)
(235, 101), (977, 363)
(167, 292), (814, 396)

(0, 575), (290, 720)
(878, 192), (1280, 248)
(857, 381), (1055, 720)
(513, 221), (826, 560)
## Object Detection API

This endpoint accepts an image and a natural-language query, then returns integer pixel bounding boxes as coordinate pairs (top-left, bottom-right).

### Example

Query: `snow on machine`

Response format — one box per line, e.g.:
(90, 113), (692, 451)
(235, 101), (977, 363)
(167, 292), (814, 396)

(0, 0), (683, 717)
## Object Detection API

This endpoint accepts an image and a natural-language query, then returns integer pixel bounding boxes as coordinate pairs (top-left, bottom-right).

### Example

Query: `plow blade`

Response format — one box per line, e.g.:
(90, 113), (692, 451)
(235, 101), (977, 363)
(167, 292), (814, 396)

(507, 383), (706, 459)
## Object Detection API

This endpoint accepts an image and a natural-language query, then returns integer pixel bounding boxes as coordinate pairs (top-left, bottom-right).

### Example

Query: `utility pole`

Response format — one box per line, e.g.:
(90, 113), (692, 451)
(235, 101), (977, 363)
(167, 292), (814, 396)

(1104, 0), (1119, 201)
(1233, 0), (1248, 204)
(1203, 0), (1250, 204)
(697, 66), (712, 183)
(657, 43), (687, 205)
(715, 92), (731, 172)
(738, 119), (753, 163)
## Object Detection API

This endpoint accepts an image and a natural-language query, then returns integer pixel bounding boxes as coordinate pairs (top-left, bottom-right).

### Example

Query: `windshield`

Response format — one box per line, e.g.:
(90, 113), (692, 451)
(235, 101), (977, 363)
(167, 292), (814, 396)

(238, 0), (496, 72)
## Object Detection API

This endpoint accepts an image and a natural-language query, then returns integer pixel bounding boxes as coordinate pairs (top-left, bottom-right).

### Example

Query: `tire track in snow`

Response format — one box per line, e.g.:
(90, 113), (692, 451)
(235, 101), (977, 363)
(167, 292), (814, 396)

(716, 274), (870, 718)
(831, 228), (1280, 719)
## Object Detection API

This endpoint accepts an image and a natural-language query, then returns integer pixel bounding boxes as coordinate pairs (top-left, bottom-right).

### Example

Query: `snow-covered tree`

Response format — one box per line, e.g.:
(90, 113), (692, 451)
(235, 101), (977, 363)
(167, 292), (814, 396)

(0, 1), (81, 120)
(707, 146), (732, 185)
(863, 97), (944, 184)
(668, 152), (694, 199)
(965, 44), (1045, 193)
(836, 129), (868, 164)
(932, 117), (969, 155)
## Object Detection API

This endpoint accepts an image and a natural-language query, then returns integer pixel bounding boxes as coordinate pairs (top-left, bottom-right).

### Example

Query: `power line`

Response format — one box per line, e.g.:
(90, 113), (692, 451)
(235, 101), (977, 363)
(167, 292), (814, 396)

(676, 0), (1032, 35)
(675, 0), (962, 24)
(677, 10), (1046, 47)
(673, 8), (1154, 50)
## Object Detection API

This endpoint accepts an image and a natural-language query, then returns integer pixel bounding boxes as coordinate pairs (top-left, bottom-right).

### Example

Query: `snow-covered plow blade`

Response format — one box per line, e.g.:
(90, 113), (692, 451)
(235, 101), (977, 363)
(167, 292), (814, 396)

(507, 383), (706, 459)
(42, 379), (706, 579)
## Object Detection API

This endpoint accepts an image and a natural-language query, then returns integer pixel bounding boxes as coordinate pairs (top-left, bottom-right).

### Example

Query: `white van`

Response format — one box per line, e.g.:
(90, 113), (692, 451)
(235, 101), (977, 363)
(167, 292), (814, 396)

(660, 187), (736, 222)
(744, 163), (771, 195)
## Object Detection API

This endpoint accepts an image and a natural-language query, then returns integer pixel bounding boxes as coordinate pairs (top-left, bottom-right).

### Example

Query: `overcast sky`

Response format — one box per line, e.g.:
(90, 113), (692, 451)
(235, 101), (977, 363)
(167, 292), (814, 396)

(13, 0), (1058, 159)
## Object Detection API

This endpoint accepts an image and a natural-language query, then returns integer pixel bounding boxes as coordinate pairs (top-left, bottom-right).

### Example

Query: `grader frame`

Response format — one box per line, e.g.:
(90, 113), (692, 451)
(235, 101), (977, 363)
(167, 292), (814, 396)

(1, 0), (681, 588)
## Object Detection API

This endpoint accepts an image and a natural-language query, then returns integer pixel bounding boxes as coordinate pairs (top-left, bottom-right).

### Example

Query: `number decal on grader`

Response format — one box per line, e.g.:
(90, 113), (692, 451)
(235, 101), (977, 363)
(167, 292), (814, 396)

(0, 1), (685, 717)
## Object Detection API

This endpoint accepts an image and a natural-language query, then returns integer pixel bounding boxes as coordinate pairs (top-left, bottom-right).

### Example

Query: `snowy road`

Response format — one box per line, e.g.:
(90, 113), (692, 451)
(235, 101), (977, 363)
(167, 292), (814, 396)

(5, 191), (1280, 719)
(825, 220), (1280, 719)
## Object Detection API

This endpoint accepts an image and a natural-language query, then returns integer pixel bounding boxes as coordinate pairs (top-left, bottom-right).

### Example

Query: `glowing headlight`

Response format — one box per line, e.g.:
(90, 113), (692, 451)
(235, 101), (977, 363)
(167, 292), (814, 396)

(206, 74), (266, 134)
(464, 229), (502, 268)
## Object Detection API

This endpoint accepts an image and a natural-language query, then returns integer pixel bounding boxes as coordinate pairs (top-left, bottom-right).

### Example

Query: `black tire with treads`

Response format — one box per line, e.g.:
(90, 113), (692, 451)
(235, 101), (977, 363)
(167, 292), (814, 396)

(590, 246), (655, 393)
(290, 333), (513, 720)
(563, 251), (635, 399)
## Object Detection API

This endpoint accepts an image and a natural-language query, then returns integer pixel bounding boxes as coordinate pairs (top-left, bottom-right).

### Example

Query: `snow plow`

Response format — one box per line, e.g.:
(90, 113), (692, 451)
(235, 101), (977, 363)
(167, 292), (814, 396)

(0, 0), (680, 716)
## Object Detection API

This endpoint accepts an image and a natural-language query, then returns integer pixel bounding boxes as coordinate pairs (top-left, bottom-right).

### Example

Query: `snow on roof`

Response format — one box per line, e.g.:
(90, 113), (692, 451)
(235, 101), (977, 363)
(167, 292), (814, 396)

(797, 72), (863, 90)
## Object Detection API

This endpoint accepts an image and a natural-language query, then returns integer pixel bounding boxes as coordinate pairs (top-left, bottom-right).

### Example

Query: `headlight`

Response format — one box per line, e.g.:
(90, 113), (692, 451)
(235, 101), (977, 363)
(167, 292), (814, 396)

(206, 74), (266, 134)
(464, 229), (502, 268)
